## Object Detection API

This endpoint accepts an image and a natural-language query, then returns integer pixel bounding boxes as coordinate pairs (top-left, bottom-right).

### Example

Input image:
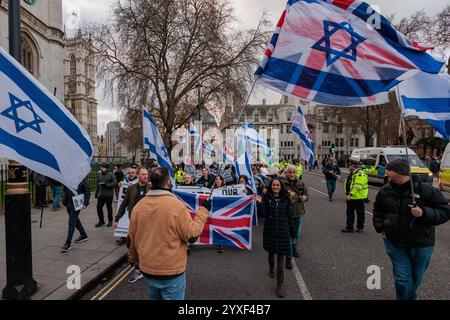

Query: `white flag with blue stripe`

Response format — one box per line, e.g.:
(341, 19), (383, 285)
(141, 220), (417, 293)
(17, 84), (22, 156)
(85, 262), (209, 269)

(239, 124), (272, 157)
(234, 151), (258, 225)
(142, 109), (174, 179)
(0, 48), (93, 193)
(291, 106), (315, 166)
(398, 71), (450, 140)
(189, 120), (201, 154)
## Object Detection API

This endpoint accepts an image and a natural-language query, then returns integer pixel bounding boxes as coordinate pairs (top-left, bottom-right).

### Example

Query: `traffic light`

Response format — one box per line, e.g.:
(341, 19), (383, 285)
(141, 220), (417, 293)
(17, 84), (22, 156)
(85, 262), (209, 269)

(329, 144), (336, 154)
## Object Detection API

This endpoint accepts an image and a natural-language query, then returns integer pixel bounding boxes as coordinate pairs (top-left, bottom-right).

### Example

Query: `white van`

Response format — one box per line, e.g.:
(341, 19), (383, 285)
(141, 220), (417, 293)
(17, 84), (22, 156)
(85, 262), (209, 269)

(351, 147), (433, 185)
(439, 143), (450, 192)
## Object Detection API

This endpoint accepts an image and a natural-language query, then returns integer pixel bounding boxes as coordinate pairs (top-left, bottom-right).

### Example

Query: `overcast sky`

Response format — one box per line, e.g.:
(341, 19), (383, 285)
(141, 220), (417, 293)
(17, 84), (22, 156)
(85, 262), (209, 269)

(62, 0), (449, 135)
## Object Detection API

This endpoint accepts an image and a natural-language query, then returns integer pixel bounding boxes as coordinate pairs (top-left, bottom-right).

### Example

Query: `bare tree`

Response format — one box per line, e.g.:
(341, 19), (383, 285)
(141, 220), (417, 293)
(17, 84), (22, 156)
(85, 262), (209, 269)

(89, 0), (269, 154)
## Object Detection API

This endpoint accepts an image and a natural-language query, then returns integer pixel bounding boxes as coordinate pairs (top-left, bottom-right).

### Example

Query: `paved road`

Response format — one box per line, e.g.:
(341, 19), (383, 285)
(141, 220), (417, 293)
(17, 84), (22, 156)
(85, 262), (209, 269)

(82, 171), (450, 300)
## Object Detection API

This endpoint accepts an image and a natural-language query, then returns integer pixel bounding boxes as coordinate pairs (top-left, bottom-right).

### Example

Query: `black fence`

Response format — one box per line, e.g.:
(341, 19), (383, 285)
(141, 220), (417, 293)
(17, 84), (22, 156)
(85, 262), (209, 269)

(0, 164), (101, 214)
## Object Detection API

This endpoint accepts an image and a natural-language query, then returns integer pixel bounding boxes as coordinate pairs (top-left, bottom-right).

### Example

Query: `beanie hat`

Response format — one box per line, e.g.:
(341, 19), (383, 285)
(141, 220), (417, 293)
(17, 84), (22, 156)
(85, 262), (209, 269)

(386, 158), (410, 176)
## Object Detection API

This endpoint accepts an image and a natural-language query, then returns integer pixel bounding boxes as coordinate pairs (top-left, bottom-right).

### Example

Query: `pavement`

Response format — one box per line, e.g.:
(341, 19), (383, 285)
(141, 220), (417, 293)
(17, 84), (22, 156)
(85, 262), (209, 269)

(83, 170), (450, 300)
(0, 197), (127, 300)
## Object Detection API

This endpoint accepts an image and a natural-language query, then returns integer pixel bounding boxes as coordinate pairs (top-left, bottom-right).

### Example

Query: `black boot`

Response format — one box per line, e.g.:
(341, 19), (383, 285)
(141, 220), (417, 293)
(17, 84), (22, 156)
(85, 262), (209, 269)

(276, 255), (286, 298)
(268, 253), (275, 278)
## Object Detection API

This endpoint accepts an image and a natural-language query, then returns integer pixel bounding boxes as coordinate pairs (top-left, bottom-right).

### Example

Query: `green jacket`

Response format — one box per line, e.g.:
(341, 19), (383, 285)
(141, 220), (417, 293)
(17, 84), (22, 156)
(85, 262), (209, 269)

(96, 171), (117, 198)
(296, 164), (303, 178)
(281, 177), (308, 217)
(344, 169), (368, 200)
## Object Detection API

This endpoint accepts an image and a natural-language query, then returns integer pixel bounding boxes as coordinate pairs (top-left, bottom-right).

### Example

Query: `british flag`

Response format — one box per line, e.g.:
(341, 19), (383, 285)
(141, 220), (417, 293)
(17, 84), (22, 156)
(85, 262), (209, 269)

(256, 0), (444, 106)
(174, 190), (255, 250)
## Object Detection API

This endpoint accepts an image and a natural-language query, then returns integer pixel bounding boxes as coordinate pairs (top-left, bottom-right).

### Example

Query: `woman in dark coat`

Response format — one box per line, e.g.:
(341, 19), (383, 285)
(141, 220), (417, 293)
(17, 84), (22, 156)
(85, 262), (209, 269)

(258, 178), (295, 298)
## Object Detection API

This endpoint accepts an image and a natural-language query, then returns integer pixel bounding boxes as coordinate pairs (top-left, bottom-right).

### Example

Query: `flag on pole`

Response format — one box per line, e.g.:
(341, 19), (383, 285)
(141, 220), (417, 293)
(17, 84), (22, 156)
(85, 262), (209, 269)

(238, 124), (273, 158)
(189, 120), (201, 155)
(203, 141), (216, 156)
(142, 109), (174, 179)
(255, 0), (444, 106)
(234, 152), (258, 225)
(398, 72), (450, 140)
(222, 144), (235, 164)
(291, 106), (315, 166)
(0, 47), (93, 193)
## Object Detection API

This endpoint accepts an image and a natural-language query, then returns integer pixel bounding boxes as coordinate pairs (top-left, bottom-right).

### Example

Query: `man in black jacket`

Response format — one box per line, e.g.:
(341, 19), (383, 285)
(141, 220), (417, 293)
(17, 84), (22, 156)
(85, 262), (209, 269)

(373, 158), (450, 300)
(323, 158), (341, 201)
(61, 178), (91, 253)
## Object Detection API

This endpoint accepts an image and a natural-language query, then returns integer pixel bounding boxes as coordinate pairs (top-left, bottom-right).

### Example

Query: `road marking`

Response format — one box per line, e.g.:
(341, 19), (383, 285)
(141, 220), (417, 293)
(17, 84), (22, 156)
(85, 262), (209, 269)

(98, 266), (135, 300)
(91, 264), (134, 300)
(292, 260), (312, 300)
(310, 187), (328, 197)
(309, 187), (374, 217)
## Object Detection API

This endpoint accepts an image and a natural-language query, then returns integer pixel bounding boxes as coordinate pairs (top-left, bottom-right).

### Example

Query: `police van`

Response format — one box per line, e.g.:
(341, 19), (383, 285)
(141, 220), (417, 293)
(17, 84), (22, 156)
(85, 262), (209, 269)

(439, 143), (450, 192)
(350, 147), (433, 185)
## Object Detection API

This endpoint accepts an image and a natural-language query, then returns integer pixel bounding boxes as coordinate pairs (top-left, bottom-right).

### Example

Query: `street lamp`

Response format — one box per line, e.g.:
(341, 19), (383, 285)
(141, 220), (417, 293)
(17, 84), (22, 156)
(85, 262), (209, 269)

(2, 0), (38, 300)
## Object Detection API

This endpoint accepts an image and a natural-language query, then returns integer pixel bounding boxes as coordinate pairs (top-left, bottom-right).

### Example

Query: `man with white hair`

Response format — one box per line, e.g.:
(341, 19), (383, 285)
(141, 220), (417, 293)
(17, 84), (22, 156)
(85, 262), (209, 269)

(280, 165), (309, 268)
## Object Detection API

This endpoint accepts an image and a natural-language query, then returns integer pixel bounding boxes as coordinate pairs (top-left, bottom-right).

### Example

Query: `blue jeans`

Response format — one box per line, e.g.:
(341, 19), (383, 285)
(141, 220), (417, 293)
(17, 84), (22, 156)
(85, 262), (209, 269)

(143, 273), (186, 300)
(52, 186), (62, 208)
(288, 216), (303, 260)
(326, 179), (336, 199)
(384, 240), (434, 300)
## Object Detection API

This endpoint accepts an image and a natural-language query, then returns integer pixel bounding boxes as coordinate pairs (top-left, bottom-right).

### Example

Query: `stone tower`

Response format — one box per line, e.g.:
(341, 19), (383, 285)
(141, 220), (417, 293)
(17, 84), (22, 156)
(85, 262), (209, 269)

(64, 30), (98, 156)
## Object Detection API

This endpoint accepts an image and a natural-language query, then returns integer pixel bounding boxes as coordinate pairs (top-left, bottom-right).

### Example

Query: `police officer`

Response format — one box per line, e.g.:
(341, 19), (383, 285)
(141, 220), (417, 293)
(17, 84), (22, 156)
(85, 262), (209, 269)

(296, 162), (303, 180)
(175, 166), (185, 185)
(342, 159), (369, 233)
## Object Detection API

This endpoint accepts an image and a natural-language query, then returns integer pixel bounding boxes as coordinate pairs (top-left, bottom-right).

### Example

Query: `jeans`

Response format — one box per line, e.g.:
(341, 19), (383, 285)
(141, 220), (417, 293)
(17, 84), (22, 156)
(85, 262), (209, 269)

(345, 199), (365, 230)
(288, 217), (303, 260)
(143, 273), (186, 300)
(384, 240), (434, 300)
(65, 205), (87, 245)
(97, 196), (113, 224)
(52, 186), (62, 208)
(326, 179), (336, 199)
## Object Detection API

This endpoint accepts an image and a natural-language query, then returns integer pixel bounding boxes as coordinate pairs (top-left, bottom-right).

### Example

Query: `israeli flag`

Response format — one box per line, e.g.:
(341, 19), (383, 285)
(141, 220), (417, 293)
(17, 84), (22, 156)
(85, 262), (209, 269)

(142, 109), (174, 179)
(234, 151), (257, 225)
(291, 106), (315, 166)
(222, 144), (235, 164)
(239, 124), (272, 157)
(189, 120), (201, 155)
(234, 152), (256, 194)
(203, 140), (216, 156)
(0, 48), (92, 193)
(398, 71), (450, 140)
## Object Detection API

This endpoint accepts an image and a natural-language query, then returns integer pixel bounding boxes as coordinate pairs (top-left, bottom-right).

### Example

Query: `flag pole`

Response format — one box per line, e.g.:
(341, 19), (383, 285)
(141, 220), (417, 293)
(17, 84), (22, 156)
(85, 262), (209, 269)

(396, 85), (417, 205)
(3, 0), (37, 300)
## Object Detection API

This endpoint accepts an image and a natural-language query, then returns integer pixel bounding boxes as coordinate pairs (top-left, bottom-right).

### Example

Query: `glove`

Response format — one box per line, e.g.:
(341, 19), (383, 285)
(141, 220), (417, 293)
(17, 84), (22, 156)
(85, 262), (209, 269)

(202, 199), (212, 211)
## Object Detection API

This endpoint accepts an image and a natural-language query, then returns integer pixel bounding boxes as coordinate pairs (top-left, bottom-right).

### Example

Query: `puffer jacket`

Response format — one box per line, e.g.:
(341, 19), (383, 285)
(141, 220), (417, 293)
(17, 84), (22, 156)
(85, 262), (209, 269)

(373, 181), (450, 247)
(261, 193), (295, 256)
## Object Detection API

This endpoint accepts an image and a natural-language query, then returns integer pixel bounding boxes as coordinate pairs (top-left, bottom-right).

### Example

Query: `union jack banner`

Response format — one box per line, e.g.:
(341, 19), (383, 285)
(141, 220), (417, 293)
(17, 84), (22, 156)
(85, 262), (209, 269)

(174, 190), (255, 250)
(255, 0), (444, 106)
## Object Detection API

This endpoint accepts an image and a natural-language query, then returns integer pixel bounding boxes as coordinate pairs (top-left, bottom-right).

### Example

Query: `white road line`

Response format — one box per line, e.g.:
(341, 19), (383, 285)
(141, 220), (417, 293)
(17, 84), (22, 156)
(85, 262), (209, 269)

(309, 187), (374, 217)
(310, 187), (328, 197)
(292, 260), (312, 300)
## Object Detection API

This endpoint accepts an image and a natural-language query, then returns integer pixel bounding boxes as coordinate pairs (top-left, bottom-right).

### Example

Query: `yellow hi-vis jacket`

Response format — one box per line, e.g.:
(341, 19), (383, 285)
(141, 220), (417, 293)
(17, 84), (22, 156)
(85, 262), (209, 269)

(296, 164), (303, 178)
(175, 170), (185, 184)
(345, 169), (369, 200)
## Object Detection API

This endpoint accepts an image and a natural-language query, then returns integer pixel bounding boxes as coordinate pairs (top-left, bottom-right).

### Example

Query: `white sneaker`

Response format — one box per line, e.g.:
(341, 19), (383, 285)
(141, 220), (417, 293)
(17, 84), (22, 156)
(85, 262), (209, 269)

(128, 269), (143, 283)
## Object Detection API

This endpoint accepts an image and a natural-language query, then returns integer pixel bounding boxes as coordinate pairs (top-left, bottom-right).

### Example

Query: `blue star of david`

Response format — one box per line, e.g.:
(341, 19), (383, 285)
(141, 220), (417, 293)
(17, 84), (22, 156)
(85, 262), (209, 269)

(1, 93), (45, 134)
(312, 20), (366, 67)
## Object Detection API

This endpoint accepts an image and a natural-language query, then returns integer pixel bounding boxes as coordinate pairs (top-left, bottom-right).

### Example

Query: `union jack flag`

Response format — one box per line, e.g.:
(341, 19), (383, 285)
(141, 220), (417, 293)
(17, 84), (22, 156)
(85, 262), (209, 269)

(174, 190), (255, 250)
(255, 0), (444, 106)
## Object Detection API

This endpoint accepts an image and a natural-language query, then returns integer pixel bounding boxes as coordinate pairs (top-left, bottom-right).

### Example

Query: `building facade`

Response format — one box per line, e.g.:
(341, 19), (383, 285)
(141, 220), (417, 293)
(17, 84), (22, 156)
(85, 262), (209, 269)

(105, 121), (121, 157)
(0, 0), (65, 102)
(64, 31), (98, 155)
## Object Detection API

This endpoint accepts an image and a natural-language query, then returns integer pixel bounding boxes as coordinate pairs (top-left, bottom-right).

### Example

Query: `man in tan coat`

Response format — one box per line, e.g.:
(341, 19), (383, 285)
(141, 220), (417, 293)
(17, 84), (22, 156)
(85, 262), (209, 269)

(128, 167), (209, 300)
